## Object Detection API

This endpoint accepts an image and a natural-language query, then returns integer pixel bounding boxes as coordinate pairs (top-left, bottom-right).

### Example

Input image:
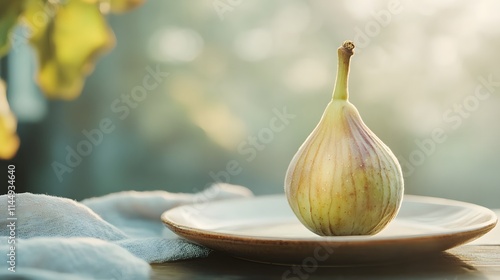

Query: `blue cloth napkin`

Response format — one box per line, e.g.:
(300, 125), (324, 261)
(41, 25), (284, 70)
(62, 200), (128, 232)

(0, 183), (253, 279)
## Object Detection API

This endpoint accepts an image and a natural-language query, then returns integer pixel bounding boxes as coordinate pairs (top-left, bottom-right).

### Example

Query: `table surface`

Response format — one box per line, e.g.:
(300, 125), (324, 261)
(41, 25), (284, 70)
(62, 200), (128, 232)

(151, 210), (500, 280)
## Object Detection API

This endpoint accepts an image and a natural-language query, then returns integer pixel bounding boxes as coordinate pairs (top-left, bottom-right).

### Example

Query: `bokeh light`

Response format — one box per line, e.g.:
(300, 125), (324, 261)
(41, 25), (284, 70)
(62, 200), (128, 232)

(2, 0), (499, 209)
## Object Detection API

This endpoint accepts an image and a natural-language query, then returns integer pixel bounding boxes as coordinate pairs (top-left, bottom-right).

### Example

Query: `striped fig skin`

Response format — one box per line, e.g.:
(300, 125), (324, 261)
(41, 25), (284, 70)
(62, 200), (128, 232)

(284, 100), (404, 236)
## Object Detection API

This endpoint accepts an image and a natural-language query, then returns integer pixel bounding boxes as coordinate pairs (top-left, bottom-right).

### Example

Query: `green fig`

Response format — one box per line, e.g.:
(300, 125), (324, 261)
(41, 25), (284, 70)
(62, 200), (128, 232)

(284, 41), (404, 236)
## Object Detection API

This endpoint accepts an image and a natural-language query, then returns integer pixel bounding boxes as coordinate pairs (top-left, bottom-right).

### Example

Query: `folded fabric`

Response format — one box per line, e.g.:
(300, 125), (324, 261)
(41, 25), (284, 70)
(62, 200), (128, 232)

(0, 183), (253, 280)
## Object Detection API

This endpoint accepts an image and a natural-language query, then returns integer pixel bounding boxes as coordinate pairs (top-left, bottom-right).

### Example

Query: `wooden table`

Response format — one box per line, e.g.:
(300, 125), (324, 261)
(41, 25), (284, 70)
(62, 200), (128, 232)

(152, 210), (500, 280)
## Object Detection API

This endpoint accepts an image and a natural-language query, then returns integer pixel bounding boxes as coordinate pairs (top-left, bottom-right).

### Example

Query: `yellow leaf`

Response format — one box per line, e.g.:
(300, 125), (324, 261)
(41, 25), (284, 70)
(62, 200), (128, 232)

(0, 80), (20, 159)
(0, 0), (26, 57)
(28, 0), (115, 99)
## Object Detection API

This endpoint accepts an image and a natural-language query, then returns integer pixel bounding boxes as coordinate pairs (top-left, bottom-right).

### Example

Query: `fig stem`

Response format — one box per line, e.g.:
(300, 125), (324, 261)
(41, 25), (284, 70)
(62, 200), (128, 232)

(332, 41), (355, 101)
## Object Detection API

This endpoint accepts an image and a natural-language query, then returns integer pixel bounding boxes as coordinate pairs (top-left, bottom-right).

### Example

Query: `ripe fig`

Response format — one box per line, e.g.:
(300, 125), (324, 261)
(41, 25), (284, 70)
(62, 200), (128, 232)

(284, 41), (404, 236)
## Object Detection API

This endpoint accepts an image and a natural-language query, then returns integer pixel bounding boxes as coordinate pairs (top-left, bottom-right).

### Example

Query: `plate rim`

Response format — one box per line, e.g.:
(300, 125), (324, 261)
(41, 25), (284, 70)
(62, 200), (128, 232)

(161, 194), (498, 245)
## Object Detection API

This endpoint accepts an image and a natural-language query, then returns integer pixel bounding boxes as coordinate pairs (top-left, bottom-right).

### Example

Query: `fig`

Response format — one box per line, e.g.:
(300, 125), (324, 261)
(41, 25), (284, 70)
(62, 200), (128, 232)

(284, 41), (404, 236)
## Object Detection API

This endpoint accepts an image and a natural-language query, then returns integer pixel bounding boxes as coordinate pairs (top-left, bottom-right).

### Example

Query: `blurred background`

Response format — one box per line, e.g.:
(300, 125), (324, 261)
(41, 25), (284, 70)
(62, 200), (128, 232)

(1, 0), (499, 207)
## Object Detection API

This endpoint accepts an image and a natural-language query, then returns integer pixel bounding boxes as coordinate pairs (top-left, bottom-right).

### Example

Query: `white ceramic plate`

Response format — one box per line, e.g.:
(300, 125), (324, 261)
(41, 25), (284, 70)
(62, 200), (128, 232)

(161, 194), (497, 265)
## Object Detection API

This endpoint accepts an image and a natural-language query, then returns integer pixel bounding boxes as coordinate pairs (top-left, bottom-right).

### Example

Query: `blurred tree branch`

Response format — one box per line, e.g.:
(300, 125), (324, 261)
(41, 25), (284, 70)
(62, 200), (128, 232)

(0, 0), (145, 159)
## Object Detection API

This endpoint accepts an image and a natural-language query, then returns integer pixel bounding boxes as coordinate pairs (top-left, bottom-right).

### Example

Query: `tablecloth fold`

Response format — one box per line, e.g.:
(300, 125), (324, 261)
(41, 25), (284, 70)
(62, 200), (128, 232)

(0, 183), (253, 280)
